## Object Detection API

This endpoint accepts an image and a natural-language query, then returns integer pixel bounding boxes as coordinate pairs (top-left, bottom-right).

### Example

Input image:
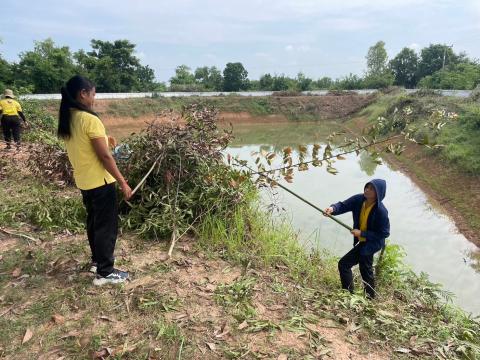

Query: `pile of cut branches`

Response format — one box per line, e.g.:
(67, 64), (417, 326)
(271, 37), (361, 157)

(27, 143), (74, 187)
(118, 104), (252, 240)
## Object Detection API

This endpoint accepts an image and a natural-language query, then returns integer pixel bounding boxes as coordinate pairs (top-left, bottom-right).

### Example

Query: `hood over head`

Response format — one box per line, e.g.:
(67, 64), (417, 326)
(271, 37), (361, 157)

(365, 178), (386, 204)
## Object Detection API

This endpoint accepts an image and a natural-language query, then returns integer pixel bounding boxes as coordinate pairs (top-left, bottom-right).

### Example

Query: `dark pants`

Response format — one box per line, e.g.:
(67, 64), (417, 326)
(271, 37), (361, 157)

(338, 243), (375, 298)
(81, 183), (118, 277)
(1, 115), (22, 146)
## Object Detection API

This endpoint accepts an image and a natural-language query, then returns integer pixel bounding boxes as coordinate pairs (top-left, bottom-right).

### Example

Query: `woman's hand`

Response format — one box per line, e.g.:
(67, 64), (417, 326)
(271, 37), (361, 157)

(107, 136), (117, 149)
(119, 180), (133, 200)
(324, 207), (334, 216)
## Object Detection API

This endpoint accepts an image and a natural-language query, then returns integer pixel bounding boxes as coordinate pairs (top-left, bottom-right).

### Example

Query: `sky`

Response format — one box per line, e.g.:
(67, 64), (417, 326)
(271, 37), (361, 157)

(1, 0), (479, 83)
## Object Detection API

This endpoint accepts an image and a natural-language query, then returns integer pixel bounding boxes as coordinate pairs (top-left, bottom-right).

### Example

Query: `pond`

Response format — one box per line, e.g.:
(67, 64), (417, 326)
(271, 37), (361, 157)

(226, 121), (480, 315)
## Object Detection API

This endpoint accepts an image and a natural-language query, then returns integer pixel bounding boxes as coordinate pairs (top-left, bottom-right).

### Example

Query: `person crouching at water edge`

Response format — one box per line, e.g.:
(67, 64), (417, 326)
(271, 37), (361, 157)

(57, 75), (132, 286)
(324, 179), (390, 299)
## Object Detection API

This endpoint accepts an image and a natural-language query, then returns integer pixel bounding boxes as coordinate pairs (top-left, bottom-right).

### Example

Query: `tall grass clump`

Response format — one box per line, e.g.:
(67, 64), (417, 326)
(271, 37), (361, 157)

(366, 92), (480, 174)
(0, 181), (85, 233)
(197, 199), (338, 287)
(438, 106), (480, 174)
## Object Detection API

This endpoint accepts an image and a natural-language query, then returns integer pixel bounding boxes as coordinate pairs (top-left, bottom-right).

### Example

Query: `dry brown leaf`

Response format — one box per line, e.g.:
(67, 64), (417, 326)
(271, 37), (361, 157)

(52, 314), (65, 325)
(78, 336), (90, 347)
(12, 267), (22, 277)
(174, 313), (188, 321)
(22, 328), (33, 344)
(238, 321), (248, 330)
(269, 305), (285, 311)
(93, 347), (112, 359)
(99, 315), (114, 322)
(205, 284), (216, 292)
(305, 323), (318, 333)
(277, 354), (288, 360)
(206, 342), (216, 351)
(60, 330), (80, 339)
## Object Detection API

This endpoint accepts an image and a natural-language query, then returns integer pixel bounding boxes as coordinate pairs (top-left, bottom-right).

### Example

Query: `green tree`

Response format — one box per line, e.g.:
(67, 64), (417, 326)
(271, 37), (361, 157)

(389, 47), (419, 88)
(223, 62), (249, 91)
(315, 77), (333, 89)
(418, 62), (480, 90)
(14, 38), (77, 93)
(366, 41), (388, 77)
(333, 74), (364, 90)
(417, 44), (459, 80)
(194, 66), (223, 90)
(259, 73), (274, 90)
(170, 65), (196, 86)
(364, 41), (394, 88)
(0, 56), (12, 90)
(272, 75), (291, 91)
(296, 72), (313, 91)
(76, 39), (156, 92)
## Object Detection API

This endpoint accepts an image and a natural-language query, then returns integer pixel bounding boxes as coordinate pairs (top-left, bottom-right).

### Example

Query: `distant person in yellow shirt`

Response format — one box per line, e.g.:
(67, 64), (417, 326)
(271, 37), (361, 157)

(324, 179), (390, 299)
(58, 75), (132, 286)
(0, 89), (27, 150)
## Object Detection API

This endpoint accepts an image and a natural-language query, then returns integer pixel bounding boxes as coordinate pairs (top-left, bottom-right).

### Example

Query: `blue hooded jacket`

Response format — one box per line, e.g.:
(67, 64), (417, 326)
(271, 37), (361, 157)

(331, 179), (390, 256)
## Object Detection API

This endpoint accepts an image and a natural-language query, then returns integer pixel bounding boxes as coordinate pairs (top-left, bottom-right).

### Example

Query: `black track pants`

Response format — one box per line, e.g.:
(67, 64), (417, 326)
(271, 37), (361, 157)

(81, 183), (118, 276)
(1, 115), (22, 145)
(338, 243), (375, 298)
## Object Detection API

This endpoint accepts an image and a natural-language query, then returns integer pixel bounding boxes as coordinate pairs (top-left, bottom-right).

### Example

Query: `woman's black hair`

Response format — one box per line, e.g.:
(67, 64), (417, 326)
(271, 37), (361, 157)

(57, 75), (97, 139)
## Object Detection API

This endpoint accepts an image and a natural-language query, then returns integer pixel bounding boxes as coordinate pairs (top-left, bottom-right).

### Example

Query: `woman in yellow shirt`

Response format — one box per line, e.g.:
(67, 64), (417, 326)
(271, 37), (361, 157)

(58, 75), (132, 286)
(0, 89), (27, 150)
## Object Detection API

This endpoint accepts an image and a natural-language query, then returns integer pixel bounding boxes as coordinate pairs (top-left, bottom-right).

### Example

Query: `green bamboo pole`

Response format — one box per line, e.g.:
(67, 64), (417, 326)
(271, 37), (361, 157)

(234, 159), (353, 232)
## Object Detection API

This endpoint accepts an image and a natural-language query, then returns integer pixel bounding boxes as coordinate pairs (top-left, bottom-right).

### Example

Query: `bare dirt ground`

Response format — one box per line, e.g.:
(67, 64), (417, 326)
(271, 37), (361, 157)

(0, 230), (389, 359)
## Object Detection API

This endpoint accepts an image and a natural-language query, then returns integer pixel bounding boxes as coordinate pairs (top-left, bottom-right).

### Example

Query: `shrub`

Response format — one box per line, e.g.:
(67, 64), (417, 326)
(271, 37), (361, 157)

(118, 104), (253, 239)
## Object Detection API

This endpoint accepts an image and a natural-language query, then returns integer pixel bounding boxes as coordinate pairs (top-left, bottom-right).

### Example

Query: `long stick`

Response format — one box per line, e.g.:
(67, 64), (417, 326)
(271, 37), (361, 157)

(233, 159), (353, 231)
(0, 227), (41, 244)
(131, 155), (162, 196)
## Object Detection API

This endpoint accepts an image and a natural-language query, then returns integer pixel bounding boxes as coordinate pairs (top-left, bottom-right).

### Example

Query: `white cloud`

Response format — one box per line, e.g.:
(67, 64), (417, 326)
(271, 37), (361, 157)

(408, 43), (421, 52)
(284, 44), (311, 53)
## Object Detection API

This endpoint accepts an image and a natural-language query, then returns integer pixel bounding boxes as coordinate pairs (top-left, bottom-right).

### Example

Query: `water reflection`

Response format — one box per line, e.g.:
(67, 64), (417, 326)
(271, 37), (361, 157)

(358, 151), (378, 176)
(227, 122), (480, 315)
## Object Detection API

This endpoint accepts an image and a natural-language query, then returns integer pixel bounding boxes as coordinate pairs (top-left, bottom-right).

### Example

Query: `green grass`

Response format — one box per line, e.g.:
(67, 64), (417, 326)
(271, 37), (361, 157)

(104, 96), (277, 118)
(196, 196), (480, 359)
(361, 91), (480, 175)
(439, 105), (480, 174)
(0, 167), (85, 233)
(197, 199), (338, 288)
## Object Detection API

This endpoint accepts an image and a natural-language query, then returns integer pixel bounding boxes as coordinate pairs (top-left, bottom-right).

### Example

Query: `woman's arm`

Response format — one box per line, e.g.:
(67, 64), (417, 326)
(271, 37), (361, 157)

(91, 137), (132, 199)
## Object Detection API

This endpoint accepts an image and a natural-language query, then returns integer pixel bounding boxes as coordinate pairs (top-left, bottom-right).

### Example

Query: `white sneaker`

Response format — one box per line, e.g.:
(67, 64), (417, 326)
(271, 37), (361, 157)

(93, 269), (129, 286)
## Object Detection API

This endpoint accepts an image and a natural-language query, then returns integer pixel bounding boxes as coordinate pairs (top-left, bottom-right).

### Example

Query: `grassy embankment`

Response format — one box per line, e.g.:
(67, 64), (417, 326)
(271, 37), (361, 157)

(352, 90), (480, 245)
(1, 96), (480, 359)
(100, 93), (377, 121)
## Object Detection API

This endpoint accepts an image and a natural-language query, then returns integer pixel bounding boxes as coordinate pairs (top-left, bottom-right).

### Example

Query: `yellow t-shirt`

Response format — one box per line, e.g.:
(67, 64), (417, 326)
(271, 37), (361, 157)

(0, 98), (22, 116)
(359, 201), (375, 242)
(64, 110), (115, 190)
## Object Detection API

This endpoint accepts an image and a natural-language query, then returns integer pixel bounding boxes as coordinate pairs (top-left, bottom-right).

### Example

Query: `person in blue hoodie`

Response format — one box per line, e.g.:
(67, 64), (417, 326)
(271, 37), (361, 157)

(324, 179), (390, 299)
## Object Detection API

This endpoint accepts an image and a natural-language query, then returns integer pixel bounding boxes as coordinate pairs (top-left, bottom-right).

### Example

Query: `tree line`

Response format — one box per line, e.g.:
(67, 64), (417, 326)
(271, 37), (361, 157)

(0, 38), (479, 94)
